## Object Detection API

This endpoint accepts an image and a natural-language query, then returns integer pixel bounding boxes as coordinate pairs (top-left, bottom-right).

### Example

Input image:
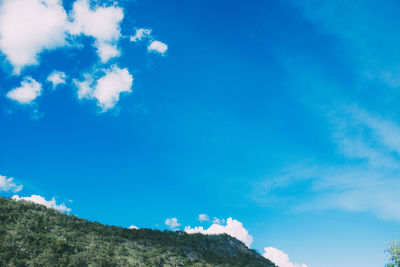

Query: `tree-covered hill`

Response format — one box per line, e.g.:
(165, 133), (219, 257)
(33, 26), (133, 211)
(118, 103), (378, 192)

(0, 197), (276, 267)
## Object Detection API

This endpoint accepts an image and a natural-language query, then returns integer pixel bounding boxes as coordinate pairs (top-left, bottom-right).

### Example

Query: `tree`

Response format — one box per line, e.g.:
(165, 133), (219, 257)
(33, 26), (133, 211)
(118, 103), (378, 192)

(386, 241), (400, 266)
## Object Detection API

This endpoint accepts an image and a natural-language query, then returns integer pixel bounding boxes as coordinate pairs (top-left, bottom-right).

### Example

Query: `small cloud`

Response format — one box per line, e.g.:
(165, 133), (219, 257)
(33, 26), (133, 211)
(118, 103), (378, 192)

(6, 77), (42, 104)
(148, 40), (168, 55)
(263, 247), (308, 267)
(75, 73), (93, 100)
(0, 174), (23, 193)
(130, 28), (152, 42)
(165, 217), (181, 229)
(185, 217), (253, 247)
(74, 65), (133, 111)
(47, 71), (66, 89)
(212, 217), (225, 224)
(198, 214), (210, 222)
(96, 42), (120, 63)
(12, 194), (71, 213)
(29, 108), (44, 120)
(128, 225), (139, 229)
(130, 28), (168, 56)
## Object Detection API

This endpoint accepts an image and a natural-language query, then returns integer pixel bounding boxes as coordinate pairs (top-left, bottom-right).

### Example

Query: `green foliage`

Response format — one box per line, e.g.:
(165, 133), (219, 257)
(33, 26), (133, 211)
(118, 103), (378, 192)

(387, 241), (400, 267)
(0, 197), (275, 266)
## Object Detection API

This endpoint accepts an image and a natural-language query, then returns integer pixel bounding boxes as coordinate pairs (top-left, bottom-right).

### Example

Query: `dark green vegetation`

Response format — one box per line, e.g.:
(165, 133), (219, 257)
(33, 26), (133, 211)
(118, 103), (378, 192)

(0, 197), (275, 266)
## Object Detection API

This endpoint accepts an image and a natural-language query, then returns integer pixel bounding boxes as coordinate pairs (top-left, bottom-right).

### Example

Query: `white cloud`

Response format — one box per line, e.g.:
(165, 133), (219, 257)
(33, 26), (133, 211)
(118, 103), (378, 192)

(165, 217), (181, 229)
(148, 40), (168, 55)
(198, 214), (210, 222)
(128, 225), (139, 229)
(69, 0), (123, 42)
(6, 77), (42, 104)
(130, 28), (152, 42)
(212, 217), (225, 224)
(12, 194), (71, 213)
(130, 28), (168, 56)
(69, 0), (123, 63)
(0, 175), (22, 193)
(0, 0), (68, 73)
(184, 217), (253, 247)
(92, 66), (133, 110)
(96, 42), (120, 63)
(263, 247), (308, 267)
(74, 65), (133, 111)
(47, 71), (66, 89)
(0, 0), (126, 72)
(0, 0), (165, 113)
(75, 73), (93, 100)
(351, 107), (400, 155)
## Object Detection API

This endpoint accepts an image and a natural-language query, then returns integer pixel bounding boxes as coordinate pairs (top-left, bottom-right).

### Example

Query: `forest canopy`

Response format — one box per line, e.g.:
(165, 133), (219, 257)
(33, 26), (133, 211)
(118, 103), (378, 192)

(0, 197), (275, 267)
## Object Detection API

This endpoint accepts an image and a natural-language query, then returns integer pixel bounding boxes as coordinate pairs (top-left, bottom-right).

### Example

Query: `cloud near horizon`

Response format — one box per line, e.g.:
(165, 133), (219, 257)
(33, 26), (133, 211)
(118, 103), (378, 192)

(184, 217), (253, 248)
(12, 194), (71, 213)
(183, 216), (307, 265)
(165, 217), (181, 229)
(263, 247), (308, 267)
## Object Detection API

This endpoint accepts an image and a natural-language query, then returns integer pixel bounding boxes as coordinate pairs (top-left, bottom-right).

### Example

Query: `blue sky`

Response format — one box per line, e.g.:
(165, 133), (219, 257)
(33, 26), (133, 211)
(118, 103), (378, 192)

(1, 0), (400, 266)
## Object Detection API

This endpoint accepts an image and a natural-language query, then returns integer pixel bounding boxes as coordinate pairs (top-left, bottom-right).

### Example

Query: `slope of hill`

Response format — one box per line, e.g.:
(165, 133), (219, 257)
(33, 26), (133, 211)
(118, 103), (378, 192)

(0, 197), (275, 266)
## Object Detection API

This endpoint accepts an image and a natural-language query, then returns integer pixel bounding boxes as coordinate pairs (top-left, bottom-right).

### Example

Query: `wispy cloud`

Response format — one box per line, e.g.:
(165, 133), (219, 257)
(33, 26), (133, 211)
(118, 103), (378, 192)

(212, 217), (225, 224)
(255, 106), (400, 221)
(165, 217), (181, 229)
(197, 214), (210, 222)
(0, 174), (23, 193)
(130, 28), (152, 42)
(291, 0), (400, 90)
(129, 27), (168, 56)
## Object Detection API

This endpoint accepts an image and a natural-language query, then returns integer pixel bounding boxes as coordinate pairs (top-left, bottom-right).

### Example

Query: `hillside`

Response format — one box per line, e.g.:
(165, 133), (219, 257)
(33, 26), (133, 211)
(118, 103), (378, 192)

(0, 197), (275, 266)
